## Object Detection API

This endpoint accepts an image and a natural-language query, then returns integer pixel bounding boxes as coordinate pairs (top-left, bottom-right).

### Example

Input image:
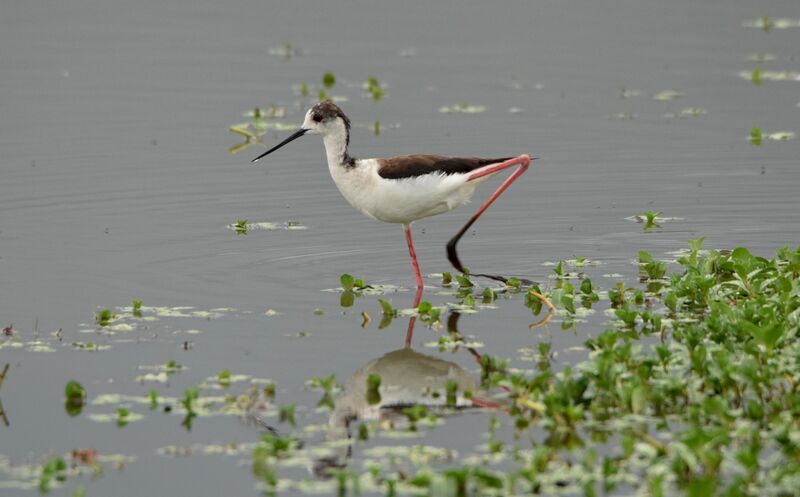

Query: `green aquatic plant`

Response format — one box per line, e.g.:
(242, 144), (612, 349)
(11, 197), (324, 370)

(639, 250), (667, 281)
(278, 404), (296, 426)
(218, 369), (231, 387)
(309, 374), (338, 410)
(446, 379), (458, 407)
(340, 273), (367, 291)
(322, 71), (336, 89)
(417, 300), (441, 324)
(116, 406), (130, 427)
(364, 76), (384, 102)
(357, 423), (369, 441)
(751, 67), (762, 86)
(65, 380), (86, 415)
(378, 299), (397, 329)
(180, 386), (199, 430)
(402, 405), (430, 431)
(640, 210), (662, 231)
(750, 127), (763, 146)
(366, 373), (381, 405)
(234, 219), (248, 235)
(38, 456), (67, 494)
(95, 309), (113, 327)
(761, 15), (773, 32)
(456, 273), (474, 288)
(243, 242), (800, 496)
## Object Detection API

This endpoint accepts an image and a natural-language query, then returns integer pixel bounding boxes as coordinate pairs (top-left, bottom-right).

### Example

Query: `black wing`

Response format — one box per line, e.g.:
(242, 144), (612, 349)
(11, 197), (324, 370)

(377, 155), (513, 180)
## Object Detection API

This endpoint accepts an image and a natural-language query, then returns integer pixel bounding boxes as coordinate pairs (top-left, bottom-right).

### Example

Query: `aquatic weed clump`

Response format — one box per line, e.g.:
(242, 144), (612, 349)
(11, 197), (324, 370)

(464, 243), (800, 496)
(284, 243), (799, 497)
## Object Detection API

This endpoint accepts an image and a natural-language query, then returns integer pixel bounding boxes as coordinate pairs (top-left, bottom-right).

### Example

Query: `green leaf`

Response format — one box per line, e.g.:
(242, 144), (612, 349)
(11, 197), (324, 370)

(65, 380), (86, 405)
(379, 299), (395, 315)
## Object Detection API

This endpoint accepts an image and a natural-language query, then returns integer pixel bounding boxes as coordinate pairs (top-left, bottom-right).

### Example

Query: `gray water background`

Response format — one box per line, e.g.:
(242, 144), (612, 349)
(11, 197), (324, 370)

(1, 0), (798, 495)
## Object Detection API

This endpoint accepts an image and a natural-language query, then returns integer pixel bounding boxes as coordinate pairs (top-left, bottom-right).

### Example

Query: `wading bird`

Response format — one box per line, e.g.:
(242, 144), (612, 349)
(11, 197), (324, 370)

(252, 101), (533, 288)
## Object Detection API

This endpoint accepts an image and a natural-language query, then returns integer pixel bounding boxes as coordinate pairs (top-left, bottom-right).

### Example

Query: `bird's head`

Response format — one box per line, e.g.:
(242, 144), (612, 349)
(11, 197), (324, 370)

(252, 101), (351, 163)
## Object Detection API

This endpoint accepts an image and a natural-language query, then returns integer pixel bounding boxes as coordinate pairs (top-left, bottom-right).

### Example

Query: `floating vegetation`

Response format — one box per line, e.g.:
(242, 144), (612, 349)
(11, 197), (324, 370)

(751, 67), (762, 86)
(328, 274), (403, 308)
(507, 107), (524, 113)
(652, 90), (684, 101)
(767, 131), (795, 141)
(626, 211), (682, 230)
(226, 220), (307, 233)
(606, 111), (637, 120)
(737, 70), (800, 82)
(665, 107), (707, 119)
(95, 309), (114, 327)
(322, 71), (336, 89)
(438, 104), (487, 114)
(750, 128), (795, 145)
(362, 76), (384, 102)
(228, 106), (292, 154)
(71, 341), (110, 352)
(240, 243), (800, 496)
(234, 219), (248, 235)
(750, 127), (763, 146)
(742, 16), (800, 30)
(64, 380), (86, 416)
(620, 87), (642, 99)
(746, 53), (776, 62)
(268, 43), (303, 59)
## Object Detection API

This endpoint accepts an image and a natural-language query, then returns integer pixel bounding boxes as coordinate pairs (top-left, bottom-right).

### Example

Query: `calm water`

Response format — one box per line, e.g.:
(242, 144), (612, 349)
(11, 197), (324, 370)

(1, 0), (798, 495)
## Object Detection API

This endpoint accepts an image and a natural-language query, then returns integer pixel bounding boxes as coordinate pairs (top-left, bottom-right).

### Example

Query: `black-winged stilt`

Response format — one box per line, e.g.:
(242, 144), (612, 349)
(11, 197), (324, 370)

(252, 101), (533, 289)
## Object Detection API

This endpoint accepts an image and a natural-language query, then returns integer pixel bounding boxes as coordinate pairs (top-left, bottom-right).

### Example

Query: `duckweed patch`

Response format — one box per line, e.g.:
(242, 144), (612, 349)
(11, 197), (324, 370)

(438, 104), (487, 114)
(226, 220), (308, 233)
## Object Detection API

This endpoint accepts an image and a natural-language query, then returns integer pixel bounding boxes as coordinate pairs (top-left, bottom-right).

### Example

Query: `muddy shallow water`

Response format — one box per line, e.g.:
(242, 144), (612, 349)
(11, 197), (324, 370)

(1, 0), (798, 495)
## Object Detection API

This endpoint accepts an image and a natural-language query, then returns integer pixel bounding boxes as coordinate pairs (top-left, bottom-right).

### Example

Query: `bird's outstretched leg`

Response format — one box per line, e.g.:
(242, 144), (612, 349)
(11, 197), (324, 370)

(446, 154), (532, 282)
(403, 224), (425, 289)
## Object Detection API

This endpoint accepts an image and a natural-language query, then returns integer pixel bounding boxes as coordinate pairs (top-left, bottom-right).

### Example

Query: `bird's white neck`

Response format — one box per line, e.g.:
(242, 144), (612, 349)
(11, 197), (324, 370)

(322, 124), (354, 168)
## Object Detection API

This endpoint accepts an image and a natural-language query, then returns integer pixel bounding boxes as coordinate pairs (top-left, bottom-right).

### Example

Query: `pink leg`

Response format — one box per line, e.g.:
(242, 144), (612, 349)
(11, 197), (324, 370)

(470, 397), (507, 411)
(447, 154), (532, 277)
(403, 224), (425, 289)
(404, 285), (424, 347)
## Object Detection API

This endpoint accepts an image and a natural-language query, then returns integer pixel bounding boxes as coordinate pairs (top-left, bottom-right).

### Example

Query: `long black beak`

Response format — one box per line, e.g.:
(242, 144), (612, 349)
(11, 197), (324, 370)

(251, 128), (308, 163)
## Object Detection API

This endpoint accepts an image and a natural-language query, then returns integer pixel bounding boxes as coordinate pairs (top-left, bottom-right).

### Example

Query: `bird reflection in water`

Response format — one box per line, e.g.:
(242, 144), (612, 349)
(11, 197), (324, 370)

(313, 287), (501, 478)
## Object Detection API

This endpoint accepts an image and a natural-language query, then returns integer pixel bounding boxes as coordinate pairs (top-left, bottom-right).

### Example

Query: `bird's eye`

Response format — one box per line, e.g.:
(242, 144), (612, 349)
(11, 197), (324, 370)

(312, 114), (322, 123)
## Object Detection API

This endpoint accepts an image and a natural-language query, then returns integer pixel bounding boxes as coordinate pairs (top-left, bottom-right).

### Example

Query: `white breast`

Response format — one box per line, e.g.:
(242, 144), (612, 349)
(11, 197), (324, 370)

(328, 159), (482, 224)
